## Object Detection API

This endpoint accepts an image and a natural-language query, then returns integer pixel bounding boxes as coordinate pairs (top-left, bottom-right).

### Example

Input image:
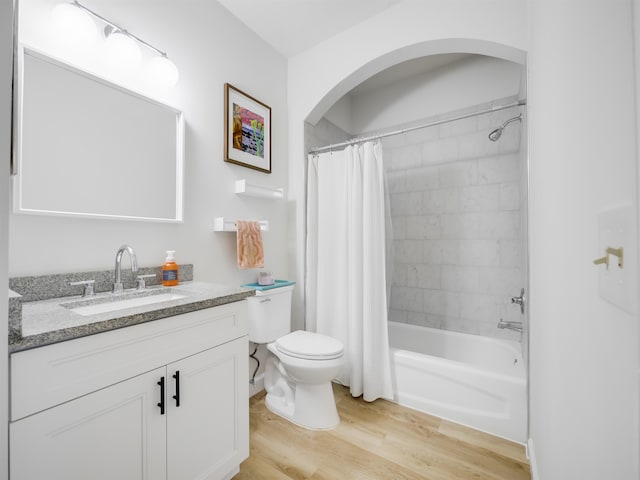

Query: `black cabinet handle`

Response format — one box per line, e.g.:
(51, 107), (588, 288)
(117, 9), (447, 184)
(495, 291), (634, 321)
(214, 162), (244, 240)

(157, 376), (165, 415)
(172, 370), (180, 407)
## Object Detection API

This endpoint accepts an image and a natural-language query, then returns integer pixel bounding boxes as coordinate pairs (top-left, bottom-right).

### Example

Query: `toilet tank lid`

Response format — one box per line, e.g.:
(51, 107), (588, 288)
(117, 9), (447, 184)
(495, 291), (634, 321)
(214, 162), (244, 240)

(275, 330), (344, 359)
(241, 280), (296, 291)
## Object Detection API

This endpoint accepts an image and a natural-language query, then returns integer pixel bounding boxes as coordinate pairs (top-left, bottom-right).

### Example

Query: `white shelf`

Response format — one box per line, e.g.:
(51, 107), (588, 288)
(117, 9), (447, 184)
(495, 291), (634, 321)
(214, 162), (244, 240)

(235, 180), (284, 199)
(213, 217), (269, 232)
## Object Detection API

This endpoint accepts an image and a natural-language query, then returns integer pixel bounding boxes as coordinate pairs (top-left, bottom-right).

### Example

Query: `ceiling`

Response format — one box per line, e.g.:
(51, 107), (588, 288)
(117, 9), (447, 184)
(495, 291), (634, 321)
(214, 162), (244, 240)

(216, 1), (474, 99)
(216, 0), (404, 58)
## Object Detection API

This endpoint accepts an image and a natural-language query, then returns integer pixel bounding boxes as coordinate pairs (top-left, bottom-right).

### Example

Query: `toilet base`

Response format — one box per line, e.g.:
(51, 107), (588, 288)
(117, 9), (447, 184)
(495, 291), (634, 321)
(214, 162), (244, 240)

(265, 381), (340, 431)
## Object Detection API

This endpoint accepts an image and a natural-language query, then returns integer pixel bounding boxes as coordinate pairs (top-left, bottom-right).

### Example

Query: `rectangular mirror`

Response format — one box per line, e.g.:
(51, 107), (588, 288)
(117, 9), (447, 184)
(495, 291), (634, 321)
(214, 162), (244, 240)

(13, 47), (184, 222)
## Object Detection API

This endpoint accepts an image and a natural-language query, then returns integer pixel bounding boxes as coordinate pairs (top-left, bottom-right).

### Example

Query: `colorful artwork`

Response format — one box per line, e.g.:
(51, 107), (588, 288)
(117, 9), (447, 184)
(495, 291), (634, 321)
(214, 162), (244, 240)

(224, 83), (271, 173)
(232, 103), (265, 158)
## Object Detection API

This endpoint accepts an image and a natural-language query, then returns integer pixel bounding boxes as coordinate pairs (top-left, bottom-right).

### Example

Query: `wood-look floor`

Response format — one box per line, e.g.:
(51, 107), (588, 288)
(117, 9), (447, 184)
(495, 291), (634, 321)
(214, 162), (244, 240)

(235, 384), (530, 480)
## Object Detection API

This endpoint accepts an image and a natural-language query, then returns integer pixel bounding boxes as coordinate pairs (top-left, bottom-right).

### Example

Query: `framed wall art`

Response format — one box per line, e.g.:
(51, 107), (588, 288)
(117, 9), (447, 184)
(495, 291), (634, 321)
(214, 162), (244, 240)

(224, 83), (271, 173)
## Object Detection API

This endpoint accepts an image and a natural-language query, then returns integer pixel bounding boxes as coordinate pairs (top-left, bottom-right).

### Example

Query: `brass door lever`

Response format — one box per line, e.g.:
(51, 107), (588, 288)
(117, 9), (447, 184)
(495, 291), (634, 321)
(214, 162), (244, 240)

(593, 246), (624, 269)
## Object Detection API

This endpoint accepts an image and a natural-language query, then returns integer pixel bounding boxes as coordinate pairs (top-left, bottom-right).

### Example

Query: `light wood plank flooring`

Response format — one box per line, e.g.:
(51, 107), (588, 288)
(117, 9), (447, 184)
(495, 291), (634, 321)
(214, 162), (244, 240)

(235, 384), (530, 480)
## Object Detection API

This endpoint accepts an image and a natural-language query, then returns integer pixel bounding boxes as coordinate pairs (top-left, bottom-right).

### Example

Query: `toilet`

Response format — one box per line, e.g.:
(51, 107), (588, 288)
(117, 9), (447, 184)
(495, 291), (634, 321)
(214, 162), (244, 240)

(247, 283), (344, 430)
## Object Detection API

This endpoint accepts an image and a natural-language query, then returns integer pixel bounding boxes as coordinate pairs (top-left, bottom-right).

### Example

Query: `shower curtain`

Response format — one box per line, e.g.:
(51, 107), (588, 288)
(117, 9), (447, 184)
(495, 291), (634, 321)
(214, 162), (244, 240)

(306, 141), (393, 402)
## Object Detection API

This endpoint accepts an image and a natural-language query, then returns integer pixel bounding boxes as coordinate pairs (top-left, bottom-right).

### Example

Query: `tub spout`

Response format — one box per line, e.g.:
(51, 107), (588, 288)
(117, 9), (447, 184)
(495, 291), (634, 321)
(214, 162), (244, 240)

(498, 319), (523, 333)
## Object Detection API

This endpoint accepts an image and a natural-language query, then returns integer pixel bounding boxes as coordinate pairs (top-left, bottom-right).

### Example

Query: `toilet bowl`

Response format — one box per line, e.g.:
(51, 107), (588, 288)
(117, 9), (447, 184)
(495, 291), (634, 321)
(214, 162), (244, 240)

(265, 330), (344, 430)
(246, 283), (344, 430)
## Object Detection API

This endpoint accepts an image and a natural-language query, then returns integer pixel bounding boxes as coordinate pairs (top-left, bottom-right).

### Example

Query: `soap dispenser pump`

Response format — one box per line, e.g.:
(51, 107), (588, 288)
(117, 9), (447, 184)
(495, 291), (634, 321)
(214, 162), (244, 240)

(162, 250), (179, 286)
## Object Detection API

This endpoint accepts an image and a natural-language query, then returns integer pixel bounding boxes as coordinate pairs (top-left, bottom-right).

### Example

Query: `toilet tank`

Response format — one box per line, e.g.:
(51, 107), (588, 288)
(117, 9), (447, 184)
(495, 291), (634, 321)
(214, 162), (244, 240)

(247, 284), (294, 343)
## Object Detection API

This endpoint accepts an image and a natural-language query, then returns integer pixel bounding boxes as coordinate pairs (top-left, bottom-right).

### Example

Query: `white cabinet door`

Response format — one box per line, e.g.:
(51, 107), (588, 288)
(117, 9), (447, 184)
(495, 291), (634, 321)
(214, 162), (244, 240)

(10, 368), (167, 480)
(166, 337), (249, 480)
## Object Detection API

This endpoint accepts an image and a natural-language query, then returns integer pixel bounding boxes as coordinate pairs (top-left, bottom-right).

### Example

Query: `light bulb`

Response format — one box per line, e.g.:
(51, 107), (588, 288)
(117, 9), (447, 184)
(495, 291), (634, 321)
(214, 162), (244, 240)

(105, 29), (141, 67)
(147, 55), (180, 87)
(51, 3), (98, 47)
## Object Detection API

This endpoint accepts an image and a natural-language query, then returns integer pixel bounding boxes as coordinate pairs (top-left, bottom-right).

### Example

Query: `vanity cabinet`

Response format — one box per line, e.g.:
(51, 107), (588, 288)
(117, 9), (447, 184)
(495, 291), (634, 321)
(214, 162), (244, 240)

(9, 301), (249, 480)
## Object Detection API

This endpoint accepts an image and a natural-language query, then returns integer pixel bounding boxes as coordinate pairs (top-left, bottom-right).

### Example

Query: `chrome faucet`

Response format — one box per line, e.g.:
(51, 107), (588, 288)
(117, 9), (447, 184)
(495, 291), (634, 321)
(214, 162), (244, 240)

(498, 319), (523, 333)
(113, 244), (138, 294)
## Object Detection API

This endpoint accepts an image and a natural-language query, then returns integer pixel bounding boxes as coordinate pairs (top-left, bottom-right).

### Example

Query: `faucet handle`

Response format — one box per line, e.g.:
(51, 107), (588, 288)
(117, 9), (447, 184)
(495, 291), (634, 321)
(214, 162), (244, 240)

(70, 279), (95, 297)
(136, 274), (156, 290)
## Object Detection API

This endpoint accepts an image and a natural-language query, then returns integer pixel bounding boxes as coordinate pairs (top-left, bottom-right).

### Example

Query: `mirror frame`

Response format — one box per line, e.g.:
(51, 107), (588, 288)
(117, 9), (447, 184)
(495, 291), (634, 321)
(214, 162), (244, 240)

(13, 46), (185, 223)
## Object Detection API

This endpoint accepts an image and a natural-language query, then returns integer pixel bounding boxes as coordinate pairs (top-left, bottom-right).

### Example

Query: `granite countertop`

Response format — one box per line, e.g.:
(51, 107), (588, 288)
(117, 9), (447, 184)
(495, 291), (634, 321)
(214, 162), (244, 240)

(10, 281), (255, 353)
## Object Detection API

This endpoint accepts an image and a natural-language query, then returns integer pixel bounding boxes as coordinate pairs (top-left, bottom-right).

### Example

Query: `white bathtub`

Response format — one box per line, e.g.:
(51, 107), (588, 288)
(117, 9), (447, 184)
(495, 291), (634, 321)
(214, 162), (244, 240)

(388, 321), (526, 443)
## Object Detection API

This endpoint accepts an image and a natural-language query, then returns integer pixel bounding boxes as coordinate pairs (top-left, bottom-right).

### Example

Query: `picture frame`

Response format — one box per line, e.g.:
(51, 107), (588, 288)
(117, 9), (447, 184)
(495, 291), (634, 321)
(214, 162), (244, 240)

(224, 83), (271, 173)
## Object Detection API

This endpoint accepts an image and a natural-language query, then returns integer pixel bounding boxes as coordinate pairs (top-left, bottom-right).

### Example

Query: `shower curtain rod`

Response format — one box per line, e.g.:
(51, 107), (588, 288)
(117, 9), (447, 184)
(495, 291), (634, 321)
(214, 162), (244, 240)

(308, 99), (526, 155)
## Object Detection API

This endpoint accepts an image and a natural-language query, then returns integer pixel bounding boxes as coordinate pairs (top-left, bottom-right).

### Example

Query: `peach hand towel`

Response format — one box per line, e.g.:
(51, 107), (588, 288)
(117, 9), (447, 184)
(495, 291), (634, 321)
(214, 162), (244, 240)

(236, 220), (265, 269)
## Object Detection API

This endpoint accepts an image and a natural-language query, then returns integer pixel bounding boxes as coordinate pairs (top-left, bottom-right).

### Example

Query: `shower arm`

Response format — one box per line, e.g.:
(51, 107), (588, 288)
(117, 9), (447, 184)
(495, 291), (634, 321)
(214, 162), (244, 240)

(501, 115), (522, 129)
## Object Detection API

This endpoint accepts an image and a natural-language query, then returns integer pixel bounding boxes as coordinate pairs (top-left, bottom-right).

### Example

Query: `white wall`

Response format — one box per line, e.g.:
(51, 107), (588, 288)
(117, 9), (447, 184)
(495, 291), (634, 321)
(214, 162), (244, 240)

(528, 0), (639, 478)
(11, 0), (289, 289)
(327, 55), (522, 135)
(1, 1), (13, 477)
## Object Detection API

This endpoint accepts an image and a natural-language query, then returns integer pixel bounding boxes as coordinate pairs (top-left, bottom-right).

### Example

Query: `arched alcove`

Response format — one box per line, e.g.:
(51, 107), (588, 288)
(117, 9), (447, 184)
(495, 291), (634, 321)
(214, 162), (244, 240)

(305, 38), (526, 126)
(290, 34), (527, 332)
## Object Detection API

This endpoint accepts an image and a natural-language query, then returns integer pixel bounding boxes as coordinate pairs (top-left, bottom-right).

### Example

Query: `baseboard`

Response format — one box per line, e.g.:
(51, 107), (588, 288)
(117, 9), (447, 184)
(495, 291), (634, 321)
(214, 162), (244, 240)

(249, 372), (265, 397)
(527, 438), (540, 480)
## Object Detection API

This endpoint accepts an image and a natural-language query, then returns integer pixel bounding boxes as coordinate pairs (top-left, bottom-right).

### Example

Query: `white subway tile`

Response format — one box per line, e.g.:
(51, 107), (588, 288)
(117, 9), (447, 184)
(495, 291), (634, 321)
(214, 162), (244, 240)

(458, 239), (501, 266)
(440, 213), (480, 239)
(441, 265), (481, 293)
(386, 169), (407, 194)
(406, 166), (439, 192)
(391, 286), (424, 312)
(459, 293), (502, 322)
(500, 239), (522, 267)
(381, 133), (407, 149)
(476, 212), (520, 239)
(394, 240), (424, 263)
(390, 192), (423, 216)
(406, 264), (441, 289)
(477, 267), (522, 295)
(406, 215), (440, 239)
(460, 185), (500, 212)
(424, 289), (460, 317)
(391, 262), (407, 286)
(499, 182), (520, 210)
(477, 154), (520, 184)
(498, 123), (521, 154)
(439, 161), (478, 187)
(391, 216), (407, 240)
(458, 131), (500, 160)
(424, 188), (460, 214)
(395, 144), (423, 170)
(388, 308), (408, 324)
(424, 239), (459, 265)
(422, 137), (458, 164)
(443, 316), (479, 335)
(406, 312), (444, 328)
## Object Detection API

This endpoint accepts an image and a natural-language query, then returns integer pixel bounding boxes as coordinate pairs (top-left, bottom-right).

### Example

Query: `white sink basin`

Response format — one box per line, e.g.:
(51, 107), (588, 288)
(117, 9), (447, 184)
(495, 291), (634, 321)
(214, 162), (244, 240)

(69, 292), (186, 316)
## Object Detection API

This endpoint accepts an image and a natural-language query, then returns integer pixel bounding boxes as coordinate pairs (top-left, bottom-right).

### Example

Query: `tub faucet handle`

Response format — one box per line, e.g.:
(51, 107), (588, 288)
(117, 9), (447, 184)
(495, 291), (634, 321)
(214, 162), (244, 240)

(511, 288), (525, 314)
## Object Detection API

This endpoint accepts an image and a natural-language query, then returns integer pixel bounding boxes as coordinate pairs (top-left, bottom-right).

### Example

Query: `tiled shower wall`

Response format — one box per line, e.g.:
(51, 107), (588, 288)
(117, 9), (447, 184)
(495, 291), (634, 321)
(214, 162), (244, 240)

(384, 104), (524, 340)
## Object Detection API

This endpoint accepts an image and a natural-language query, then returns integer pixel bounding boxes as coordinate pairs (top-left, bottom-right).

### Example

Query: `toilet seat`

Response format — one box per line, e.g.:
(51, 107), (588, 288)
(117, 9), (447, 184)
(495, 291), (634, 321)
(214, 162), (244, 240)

(275, 330), (344, 360)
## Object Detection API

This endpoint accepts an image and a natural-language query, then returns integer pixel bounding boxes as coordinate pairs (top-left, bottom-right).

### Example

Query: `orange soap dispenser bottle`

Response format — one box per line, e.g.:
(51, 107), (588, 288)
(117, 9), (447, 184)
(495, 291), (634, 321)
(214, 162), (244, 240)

(162, 250), (179, 286)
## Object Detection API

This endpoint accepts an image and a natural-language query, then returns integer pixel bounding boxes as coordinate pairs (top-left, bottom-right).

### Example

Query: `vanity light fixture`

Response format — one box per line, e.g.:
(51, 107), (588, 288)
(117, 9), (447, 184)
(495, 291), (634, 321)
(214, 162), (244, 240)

(51, 2), (98, 46)
(52, 1), (179, 87)
(104, 26), (142, 67)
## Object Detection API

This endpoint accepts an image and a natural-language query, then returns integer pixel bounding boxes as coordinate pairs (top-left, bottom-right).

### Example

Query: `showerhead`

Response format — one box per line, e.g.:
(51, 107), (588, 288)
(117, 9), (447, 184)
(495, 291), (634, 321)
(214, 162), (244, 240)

(488, 114), (522, 142)
(488, 127), (503, 142)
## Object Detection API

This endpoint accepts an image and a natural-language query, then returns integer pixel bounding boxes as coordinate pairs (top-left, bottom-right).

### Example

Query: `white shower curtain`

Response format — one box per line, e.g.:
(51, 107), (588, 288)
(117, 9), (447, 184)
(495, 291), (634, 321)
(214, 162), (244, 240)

(306, 141), (393, 402)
